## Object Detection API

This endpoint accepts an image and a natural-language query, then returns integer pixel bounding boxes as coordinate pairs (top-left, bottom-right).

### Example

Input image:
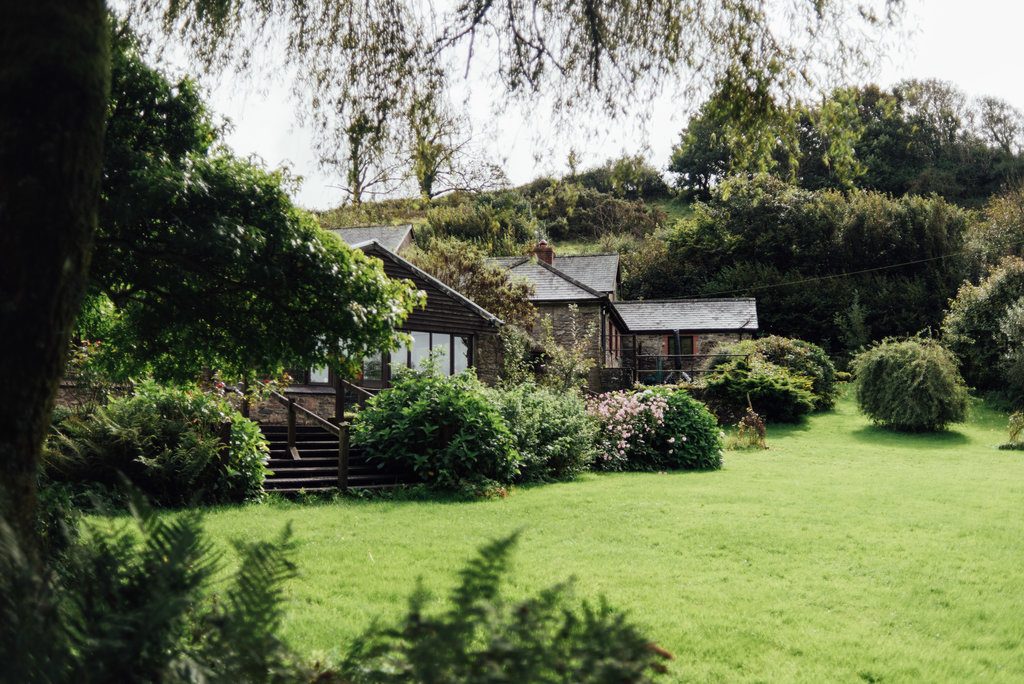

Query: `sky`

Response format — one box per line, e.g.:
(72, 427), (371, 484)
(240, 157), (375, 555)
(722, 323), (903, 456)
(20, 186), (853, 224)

(196, 0), (1024, 210)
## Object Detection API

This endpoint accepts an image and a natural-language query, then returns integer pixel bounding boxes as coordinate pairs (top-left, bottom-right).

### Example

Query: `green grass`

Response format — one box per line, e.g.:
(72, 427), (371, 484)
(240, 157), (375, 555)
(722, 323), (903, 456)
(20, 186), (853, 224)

(190, 393), (1024, 682)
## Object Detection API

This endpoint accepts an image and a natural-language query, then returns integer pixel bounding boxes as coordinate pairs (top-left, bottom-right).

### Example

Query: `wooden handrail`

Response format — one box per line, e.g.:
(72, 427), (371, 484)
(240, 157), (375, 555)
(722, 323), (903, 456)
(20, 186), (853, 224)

(339, 378), (374, 401)
(265, 388), (340, 436)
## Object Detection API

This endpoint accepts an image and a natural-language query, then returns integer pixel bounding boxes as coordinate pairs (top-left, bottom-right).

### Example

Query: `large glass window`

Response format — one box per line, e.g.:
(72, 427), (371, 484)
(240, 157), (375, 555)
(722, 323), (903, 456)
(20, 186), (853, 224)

(309, 366), (330, 384)
(363, 354), (383, 381)
(454, 336), (471, 374)
(433, 334), (451, 375)
(411, 331), (431, 369)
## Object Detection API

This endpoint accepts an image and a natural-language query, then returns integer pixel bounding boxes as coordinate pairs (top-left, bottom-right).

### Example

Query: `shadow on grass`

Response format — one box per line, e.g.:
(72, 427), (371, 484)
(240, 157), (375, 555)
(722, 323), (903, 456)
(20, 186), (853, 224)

(849, 424), (970, 448)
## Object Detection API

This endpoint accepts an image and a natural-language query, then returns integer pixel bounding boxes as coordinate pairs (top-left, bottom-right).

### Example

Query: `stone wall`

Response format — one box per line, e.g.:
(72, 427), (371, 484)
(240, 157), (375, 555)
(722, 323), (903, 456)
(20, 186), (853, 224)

(474, 332), (502, 385)
(251, 389), (338, 426)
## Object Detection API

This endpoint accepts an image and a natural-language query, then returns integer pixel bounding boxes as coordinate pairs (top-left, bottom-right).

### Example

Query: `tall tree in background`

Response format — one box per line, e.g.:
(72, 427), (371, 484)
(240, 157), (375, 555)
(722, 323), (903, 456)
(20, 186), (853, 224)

(407, 76), (506, 199)
(2, 0), (903, 551)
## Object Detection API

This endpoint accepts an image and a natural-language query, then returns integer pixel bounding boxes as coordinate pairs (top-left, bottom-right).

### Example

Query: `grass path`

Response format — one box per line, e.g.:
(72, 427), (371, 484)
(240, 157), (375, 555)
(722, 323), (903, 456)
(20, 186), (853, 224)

(194, 394), (1024, 682)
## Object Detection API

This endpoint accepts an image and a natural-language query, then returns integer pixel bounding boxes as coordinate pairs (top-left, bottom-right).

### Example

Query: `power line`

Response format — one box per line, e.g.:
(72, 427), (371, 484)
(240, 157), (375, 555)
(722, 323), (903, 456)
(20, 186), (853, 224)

(690, 249), (972, 298)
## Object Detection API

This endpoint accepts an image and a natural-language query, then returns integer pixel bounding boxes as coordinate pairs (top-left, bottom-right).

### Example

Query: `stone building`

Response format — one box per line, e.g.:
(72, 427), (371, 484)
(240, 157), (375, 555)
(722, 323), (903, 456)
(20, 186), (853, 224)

(613, 298), (758, 385)
(492, 241), (759, 390)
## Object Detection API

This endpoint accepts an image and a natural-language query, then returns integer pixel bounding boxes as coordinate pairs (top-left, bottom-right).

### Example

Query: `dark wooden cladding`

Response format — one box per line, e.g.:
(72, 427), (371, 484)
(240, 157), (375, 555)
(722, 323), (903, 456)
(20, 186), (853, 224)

(366, 244), (499, 335)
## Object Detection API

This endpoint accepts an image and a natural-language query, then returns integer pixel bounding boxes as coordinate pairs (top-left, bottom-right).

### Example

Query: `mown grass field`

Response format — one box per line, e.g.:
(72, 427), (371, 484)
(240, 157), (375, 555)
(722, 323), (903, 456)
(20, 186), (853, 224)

(190, 393), (1024, 682)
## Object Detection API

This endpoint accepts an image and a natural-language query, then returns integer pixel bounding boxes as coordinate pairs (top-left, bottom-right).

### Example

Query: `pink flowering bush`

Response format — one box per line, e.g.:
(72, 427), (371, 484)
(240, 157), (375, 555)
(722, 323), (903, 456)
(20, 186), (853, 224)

(588, 388), (723, 471)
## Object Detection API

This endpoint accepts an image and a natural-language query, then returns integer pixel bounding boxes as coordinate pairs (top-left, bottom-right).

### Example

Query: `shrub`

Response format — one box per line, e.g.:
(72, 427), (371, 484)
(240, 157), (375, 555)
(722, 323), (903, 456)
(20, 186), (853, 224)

(424, 190), (537, 255)
(733, 406), (768, 450)
(43, 381), (267, 506)
(486, 384), (597, 483)
(712, 336), (840, 410)
(1000, 412), (1024, 450)
(1, 496), (300, 683)
(852, 337), (969, 432)
(352, 366), (518, 492)
(342, 534), (671, 683)
(588, 388), (723, 471)
(703, 358), (816, 423)
(943, 257), (1024, 394)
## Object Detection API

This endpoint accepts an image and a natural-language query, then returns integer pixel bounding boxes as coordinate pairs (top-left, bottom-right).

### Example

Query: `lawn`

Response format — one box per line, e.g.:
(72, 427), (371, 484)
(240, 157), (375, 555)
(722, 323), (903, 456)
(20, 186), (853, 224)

(192, 393), (1024, 682)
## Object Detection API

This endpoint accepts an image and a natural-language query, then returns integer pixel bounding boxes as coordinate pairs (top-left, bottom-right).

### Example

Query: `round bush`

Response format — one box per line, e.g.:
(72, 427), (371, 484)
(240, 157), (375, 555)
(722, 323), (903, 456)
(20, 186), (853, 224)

(44, 381), (268, 506)
(352, 368), (518, 491)
(852, 337), (969, 432)
(486, 384), (597, 483)
(588, 388), (723, 471)
(703, 357), (816, 423)
(712, 336), (839, 410)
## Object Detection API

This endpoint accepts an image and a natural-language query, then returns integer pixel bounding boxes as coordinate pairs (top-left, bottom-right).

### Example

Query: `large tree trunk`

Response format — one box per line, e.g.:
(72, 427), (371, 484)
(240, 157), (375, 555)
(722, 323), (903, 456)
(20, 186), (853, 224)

(0, 1), (109, 553)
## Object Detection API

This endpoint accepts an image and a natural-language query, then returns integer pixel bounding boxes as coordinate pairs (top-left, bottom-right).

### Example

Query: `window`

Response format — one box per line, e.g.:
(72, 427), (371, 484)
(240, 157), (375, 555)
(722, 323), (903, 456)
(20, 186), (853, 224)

(433, 334), (451, 375)
(405, 331), (473, 376)
(667, 335), (695, 356)
(411, 331), (431, 369)
(454, 336), (471, 374)
(363, 353), (383, 382)
(308, 366), (331, 384)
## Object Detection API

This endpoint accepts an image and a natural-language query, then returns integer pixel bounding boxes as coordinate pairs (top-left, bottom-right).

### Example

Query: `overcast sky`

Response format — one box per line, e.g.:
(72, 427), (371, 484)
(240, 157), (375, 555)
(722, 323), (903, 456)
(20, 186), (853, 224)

(197, 0), (1024, 210)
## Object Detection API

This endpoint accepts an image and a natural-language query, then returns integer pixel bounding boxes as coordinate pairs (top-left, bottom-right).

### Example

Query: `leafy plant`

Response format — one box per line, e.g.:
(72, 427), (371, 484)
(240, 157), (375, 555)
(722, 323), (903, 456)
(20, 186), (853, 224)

(0, 494), (299, 683)
(588, 388), (723, 471)
(352, 365), (519, 492)
(943, 256), (1024, 398)
(703, 357), (817, 423)
(486, 383), (598, 482)
(734, 405), (768, 450)
(44, 381), (268, 506)
(538, 303), (597, 392)
(852, 337), (969, 432)
(341, 534), (672, 683)
(711, 335), (840, 410)
(999, 412), (1024, 450)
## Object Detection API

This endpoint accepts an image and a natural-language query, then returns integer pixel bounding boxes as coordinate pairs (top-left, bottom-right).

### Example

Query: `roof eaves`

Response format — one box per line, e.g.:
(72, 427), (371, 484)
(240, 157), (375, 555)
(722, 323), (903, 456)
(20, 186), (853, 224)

(359, 240), (504, 327)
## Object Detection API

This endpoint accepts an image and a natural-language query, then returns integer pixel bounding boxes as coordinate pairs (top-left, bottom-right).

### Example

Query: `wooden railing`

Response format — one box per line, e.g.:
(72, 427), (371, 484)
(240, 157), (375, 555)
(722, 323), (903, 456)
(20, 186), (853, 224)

(263, 386), (352, 491)
(629, 353), (750, 385)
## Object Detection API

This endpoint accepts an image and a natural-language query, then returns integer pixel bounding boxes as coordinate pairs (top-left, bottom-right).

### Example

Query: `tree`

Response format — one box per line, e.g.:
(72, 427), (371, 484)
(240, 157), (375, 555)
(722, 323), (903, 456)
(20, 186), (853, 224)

(89, 26), (421, 383)
(407, 76), (506, 199)
(3, 0), (904, 550)
(0, 1), (111, 551)
(408, 237), (537, 329)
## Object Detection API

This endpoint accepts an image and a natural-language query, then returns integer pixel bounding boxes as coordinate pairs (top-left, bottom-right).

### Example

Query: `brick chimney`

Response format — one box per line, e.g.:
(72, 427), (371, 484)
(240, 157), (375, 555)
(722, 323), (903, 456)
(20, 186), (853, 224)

(533, 239), (555, 265)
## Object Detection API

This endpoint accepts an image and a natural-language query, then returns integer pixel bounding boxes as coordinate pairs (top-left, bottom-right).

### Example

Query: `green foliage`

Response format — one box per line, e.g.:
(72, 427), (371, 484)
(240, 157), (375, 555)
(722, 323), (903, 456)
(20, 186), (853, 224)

(407, 236), (537, 329)
(573, 155), (670, 200)
(1000, 412), (1024, 450)
(654, 174), (971, 349)
(86, 23), (420, 383)
(44, 382), (268, 506)
(712, 336), (840, 411)
(528, 180), (666, 242)
(852, 337), (969, 432)
(670, 80), (1024, 206)
(486, 384), (598, 482)
(341, 534), (670, 683)
(423, 190), (537, 255)
(352, 366), (519, 492)
(653, 389), (725, 470)
(943, 257), (1024, 398)
(703, 358), (817, 424)
(589, 388), (723, 471)
(537, 304), (597, 392)
(0, 495), (299, 683)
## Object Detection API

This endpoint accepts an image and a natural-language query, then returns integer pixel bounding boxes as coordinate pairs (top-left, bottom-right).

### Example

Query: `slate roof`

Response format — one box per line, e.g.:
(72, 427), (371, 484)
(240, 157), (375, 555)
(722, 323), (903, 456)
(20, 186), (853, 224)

(547, 254), (619, 294)
(491, 256), (604, 302)
(613, 298), (759, 333)
(330, 225), (413, 253)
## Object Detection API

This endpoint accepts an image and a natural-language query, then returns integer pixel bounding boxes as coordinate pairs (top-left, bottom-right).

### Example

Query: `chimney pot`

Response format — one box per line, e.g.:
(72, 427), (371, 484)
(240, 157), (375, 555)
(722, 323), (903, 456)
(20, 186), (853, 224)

(533, 239), (555, 265)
